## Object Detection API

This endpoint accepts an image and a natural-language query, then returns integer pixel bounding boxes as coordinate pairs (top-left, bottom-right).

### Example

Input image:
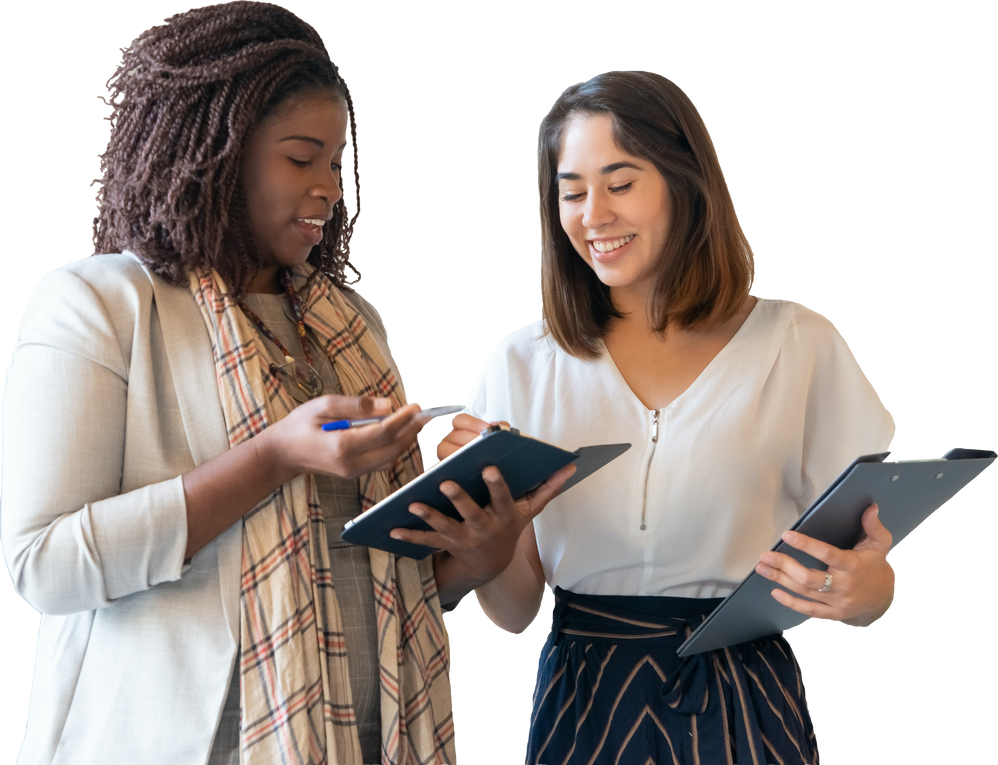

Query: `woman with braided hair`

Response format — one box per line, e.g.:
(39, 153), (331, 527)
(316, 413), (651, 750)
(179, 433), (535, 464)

(1, 3), (570, 764)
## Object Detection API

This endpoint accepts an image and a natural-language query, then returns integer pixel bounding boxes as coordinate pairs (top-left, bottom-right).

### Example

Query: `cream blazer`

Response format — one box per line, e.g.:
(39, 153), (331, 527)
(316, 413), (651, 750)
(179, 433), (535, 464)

(1, 252), (398, 765)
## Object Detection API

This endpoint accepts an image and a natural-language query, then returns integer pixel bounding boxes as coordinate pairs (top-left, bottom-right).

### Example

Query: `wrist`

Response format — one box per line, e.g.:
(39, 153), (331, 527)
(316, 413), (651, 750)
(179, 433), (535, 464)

(433, 552), (491, 606)
(253, 425), (297, 488)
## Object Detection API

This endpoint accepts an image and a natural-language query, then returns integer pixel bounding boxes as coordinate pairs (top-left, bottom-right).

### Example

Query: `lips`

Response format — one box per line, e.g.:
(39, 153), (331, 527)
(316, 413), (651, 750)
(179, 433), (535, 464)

(588, 234), (636, 263)
(294, 218), (325, 247)
(591, 234), (635, 253)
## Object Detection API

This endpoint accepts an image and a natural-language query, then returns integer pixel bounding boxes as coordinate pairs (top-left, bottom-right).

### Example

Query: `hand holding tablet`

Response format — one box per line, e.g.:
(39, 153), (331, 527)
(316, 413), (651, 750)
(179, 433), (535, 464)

(340, 426), (631, 558)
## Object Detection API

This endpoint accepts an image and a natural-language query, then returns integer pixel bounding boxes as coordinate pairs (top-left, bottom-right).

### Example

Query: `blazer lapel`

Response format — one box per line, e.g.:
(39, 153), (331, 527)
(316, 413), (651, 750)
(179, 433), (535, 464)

(140, 256), (242, 646)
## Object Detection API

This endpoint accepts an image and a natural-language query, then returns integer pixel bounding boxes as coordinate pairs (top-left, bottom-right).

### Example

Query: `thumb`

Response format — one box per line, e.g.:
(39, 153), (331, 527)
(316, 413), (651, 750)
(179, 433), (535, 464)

(857, 504), (893, 551)
(525, 463), (577, 519)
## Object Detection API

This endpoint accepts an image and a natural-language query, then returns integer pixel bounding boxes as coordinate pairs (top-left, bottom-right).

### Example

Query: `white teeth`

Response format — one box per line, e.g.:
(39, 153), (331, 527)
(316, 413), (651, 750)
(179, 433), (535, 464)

(592, 235), (634, 253)
(299, 218), (325, 227)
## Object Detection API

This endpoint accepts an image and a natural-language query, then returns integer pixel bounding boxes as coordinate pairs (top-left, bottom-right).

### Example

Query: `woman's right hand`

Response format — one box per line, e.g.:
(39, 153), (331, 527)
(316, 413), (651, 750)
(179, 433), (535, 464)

(261, 395), (426, 483)
(437, 413), (507, 460)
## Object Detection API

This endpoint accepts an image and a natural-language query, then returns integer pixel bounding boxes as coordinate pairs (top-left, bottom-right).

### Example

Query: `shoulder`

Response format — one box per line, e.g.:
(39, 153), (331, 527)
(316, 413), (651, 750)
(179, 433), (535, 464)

(752, 298), (850, 358)
(340, 287), (388, 338)
(486, 320), (559, 370)
(36, 252), (151, 301)
(468, 320), (557, 420)
(21, 252), (198, 368)
(758, 299), (883, 405)
(60, 252), (143, 277)
(470, 319), (562, 381)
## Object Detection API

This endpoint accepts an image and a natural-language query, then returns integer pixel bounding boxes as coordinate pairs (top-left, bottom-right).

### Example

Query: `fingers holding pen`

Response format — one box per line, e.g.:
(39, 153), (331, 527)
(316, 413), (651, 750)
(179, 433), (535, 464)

(349, 402), (424, 446)
(327, 403), (425, 474)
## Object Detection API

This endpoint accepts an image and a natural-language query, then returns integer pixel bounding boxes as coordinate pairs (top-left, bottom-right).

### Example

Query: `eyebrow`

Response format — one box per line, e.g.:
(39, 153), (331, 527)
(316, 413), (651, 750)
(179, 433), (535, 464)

(277, 136), (349, 154)
(554, 161), (643, 183)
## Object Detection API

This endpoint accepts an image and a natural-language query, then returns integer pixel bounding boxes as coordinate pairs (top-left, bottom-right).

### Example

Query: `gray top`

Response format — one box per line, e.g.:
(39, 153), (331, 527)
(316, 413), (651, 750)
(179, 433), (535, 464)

(209, 289), (387, 765)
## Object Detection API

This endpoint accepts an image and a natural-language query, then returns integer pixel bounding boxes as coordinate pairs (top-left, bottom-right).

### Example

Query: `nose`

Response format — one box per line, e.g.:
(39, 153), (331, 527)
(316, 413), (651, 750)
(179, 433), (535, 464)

(310, 165), (343, 206)
(581, 189), (614, 229)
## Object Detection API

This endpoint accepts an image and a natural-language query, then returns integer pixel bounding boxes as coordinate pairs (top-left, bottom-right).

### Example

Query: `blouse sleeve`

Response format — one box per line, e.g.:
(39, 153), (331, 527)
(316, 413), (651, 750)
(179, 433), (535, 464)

(465, 332), (521, 424)
(1, 265), (189, 615)
(791, 305), (896, 508)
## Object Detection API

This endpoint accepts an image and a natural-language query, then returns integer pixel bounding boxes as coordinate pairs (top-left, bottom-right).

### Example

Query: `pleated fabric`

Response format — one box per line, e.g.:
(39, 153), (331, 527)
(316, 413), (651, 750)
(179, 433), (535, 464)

(527, 589), (818, 765)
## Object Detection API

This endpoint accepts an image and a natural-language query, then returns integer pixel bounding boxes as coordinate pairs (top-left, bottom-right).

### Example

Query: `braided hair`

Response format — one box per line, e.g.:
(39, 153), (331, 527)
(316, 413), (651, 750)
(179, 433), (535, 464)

(93, 1), (361, 292)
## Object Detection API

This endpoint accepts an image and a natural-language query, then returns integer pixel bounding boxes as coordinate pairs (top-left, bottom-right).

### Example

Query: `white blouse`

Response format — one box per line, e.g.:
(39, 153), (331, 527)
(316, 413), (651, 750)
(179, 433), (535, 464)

(466, 299), (894, 599)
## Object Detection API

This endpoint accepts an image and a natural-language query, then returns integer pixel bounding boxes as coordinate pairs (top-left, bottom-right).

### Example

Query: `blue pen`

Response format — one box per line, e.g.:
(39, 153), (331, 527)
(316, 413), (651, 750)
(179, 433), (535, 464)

(321, 404), (463, 432)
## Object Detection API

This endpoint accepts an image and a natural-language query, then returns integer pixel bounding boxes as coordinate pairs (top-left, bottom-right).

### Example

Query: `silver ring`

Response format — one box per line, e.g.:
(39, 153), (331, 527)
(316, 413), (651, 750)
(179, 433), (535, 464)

(817, 572), (833, 593)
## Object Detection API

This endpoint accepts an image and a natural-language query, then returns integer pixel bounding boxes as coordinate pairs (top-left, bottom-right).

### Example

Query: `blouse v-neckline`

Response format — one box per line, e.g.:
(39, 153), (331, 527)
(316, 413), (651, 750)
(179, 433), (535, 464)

(598, 297), (764, 414)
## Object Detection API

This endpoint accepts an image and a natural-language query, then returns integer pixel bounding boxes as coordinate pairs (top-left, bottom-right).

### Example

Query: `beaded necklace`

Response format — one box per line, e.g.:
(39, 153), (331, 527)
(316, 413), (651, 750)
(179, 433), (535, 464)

(238, 269), (323, 402)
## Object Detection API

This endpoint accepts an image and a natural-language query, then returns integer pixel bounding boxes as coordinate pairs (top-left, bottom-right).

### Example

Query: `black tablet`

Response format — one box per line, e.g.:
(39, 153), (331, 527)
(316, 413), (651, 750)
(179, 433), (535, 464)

(341, 426), (630, 559)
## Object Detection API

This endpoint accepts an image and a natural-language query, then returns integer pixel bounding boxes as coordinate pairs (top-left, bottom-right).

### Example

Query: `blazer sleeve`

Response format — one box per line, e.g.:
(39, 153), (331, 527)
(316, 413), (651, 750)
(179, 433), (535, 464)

(1, 264), (189, 615)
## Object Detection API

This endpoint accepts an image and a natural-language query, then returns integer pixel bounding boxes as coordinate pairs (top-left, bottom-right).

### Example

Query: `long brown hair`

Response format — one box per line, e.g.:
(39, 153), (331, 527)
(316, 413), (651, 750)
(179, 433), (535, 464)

(93, 1), (361, 293)
(539, 71), (754, 359)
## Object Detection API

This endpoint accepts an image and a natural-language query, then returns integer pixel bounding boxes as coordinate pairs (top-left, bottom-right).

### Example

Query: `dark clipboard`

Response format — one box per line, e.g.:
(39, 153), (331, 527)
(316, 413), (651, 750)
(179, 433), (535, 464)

(341, 426), (631, 559)
(677, 448), (995, 657)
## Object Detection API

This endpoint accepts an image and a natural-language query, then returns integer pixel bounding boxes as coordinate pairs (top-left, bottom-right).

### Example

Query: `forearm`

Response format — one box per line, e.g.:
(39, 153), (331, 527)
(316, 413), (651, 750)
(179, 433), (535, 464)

(181, 428), (293, 559)
(474, 547), (545, 633)
(432, 550), (490, 609)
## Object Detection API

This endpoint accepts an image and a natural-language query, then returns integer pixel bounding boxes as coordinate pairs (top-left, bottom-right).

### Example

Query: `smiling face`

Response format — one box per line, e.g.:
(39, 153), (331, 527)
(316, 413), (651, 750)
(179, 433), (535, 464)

(241, 89), (349, 293)
(556, 112), (673, 306)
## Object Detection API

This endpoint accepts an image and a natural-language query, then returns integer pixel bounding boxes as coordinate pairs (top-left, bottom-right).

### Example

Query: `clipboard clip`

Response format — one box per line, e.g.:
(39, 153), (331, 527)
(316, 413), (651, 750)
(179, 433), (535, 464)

(483, 424), (520, 436)
(939, 445), (998, 460)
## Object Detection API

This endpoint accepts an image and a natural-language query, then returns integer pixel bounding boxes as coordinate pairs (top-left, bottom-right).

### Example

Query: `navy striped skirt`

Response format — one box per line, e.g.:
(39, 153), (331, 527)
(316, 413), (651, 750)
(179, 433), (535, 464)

(526, 588), (818, 765)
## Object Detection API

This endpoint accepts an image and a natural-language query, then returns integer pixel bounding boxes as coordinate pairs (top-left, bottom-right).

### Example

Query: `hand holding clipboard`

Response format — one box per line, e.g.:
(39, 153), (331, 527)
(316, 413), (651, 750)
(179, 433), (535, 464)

(678, 448), (995, 656)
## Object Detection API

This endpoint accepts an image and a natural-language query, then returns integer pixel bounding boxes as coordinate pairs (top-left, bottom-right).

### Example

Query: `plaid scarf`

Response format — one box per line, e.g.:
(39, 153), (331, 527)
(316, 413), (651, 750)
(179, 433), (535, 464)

(190, 267), (455, 765)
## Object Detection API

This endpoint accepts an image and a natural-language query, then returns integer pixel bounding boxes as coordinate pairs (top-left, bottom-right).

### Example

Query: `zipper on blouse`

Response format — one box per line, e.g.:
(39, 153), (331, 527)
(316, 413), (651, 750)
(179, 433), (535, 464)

(640, 409), (660, 531)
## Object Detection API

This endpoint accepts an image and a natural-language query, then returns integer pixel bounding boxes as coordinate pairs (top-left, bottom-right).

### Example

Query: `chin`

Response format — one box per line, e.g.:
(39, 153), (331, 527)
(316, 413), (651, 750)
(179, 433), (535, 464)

(592, 268), (636, 289)
(278, 250), (315, 270)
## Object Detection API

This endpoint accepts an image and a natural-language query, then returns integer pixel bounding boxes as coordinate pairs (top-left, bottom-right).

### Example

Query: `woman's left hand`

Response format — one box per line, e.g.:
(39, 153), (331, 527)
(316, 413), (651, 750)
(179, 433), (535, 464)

(754, 504), (895, 627)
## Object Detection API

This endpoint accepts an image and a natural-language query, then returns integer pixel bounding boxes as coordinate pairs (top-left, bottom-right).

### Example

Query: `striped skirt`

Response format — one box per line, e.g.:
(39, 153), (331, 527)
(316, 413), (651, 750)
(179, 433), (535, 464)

(526, 588), (818, 765)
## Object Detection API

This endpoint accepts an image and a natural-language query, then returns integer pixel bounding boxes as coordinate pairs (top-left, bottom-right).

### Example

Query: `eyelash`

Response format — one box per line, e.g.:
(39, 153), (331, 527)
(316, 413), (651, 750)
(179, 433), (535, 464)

(560, 182), (633, 202)
(289, 159), (343, 172)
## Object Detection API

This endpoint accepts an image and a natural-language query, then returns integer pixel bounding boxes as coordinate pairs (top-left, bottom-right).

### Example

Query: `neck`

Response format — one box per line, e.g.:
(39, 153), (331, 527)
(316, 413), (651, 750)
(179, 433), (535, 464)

(608, 281), (657, 334)
(248, 266), (284, 295)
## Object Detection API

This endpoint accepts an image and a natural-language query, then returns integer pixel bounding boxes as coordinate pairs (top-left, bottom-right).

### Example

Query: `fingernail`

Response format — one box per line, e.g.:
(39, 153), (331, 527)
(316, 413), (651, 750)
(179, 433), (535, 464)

(390, 531), (402, 540)
(783, 531), (797, 544)
(408, 504), (424, 516)
(439, 483), (457, 497)
(756, 563), (772, 576)
(483, 467), (500, 482)
(760, 553), (775, 566)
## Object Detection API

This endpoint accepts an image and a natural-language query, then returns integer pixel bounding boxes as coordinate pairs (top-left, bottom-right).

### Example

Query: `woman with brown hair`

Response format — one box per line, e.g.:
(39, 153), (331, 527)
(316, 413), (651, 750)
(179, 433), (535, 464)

(0, 3), (567, 764)
(405, 71), (896, 764)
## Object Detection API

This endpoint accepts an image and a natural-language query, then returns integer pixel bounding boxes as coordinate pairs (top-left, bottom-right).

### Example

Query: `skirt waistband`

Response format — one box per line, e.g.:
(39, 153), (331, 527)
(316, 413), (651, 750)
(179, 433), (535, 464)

(532, 589), (813, 764)
(551, 587), (724, 645)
